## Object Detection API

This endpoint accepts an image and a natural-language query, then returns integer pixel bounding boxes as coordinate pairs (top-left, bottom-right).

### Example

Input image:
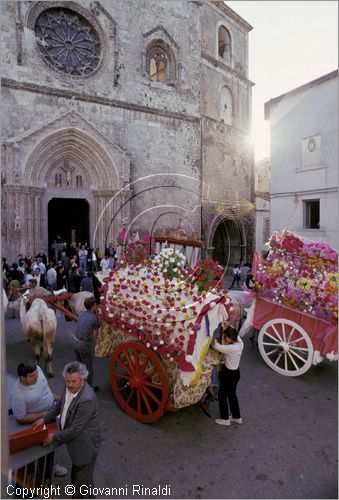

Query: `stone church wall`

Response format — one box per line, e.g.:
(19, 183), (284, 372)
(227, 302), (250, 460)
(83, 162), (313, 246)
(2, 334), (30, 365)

(1, 0), (254, 265)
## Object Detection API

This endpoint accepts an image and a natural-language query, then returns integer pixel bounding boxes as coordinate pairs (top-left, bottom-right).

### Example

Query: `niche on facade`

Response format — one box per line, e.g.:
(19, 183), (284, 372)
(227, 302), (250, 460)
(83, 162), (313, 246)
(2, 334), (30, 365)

(220, 86), (233, 125)
(142, 26), (179, 87)
(218, 25), (231, 64)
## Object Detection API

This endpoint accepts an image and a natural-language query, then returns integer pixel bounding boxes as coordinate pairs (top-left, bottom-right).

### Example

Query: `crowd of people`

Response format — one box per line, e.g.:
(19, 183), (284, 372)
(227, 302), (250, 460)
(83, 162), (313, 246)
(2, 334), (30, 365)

(2, 239), (119, 308)
(5, 239), (252, 497)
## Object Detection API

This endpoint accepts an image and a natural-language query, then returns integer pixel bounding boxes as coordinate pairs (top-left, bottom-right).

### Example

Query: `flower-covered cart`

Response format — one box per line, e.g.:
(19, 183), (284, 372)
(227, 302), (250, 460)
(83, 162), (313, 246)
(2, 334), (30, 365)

(95, 243), (234, 423)
(243, 230), (338, 377)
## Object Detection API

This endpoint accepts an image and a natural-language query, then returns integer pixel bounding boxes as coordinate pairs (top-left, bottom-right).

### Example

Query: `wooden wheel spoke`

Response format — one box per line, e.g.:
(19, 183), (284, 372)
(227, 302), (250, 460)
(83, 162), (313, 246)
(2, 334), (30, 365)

(143, 380), (162, 390)
(140, 368), (156, 381)
(124, 349), (135, 372)
(271, 325), (283, 342)
(266, 348), (280, 357)
(133, 349), (141, 374)
(125, 389), (135, 405)
(136, 389), (142, 414)
(111, 370), (129, 380)
(289, 336), (305, 344)
(274, 351), (283, 365)
(286, 327), (296, 342)
(287, 351), (299, 371)
(116, 358), (132, 375)
(288, 349), (307, 364)
(141, 385), (161, 405)
(110, 341), (169, 422)
(263, 331), (280, 344)
(139, 360), (149, 376)
(258, 319), (313, 377)
(289, 345), (309, 352)
(139, 388), (153, 415)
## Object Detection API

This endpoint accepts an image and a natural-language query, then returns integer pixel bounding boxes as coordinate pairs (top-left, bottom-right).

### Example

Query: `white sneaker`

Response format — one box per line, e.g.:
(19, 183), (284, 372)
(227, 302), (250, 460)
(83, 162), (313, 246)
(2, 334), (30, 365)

(53, 464), (68, 477)
(215, 418), (231, 426)
(230, 417), (242, 424)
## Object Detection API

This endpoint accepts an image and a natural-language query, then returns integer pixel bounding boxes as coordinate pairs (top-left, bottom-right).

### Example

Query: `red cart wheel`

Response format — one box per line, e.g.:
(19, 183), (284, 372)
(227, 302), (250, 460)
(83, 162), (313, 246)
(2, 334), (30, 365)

(109, 342), (169, 423)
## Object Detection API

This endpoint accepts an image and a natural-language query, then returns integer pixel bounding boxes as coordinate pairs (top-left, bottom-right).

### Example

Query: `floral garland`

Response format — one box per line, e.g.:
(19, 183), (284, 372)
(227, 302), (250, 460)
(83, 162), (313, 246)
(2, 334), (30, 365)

(254, 230), (338, 322)
(124, 240), (150, 265)
(188, 259), (224, 292)
(97, 256), (233, 367)
(152, 247), (186, 280)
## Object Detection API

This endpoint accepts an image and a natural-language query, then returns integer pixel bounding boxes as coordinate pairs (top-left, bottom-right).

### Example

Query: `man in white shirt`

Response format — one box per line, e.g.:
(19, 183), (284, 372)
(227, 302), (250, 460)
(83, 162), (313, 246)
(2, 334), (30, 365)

(47, 263), (57, 291)
(33, 362), (101, 496)
(213, 325), (243, 426)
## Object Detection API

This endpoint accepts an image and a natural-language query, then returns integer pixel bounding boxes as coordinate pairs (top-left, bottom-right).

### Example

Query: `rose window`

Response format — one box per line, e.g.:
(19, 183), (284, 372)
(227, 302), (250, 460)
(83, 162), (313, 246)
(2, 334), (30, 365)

(34, 8), (101, 77)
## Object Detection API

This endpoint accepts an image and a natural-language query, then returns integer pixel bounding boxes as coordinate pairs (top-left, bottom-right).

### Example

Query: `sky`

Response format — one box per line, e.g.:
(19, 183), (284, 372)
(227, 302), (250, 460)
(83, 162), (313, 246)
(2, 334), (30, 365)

(226, 0), (338, 162)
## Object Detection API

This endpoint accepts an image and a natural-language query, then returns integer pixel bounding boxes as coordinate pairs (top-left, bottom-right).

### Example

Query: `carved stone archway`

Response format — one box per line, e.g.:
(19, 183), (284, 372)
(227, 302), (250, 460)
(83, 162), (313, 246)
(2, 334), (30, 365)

(2, 111), (131, 258)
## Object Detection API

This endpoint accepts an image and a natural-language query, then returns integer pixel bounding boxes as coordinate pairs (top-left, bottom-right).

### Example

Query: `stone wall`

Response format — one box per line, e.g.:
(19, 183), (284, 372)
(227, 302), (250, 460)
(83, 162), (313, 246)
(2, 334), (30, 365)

(1, 0), (255, 265)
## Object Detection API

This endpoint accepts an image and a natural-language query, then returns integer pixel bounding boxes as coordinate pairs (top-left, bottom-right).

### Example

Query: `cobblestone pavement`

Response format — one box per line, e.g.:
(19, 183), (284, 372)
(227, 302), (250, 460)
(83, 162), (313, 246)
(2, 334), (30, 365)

(4, 310), (338, 499)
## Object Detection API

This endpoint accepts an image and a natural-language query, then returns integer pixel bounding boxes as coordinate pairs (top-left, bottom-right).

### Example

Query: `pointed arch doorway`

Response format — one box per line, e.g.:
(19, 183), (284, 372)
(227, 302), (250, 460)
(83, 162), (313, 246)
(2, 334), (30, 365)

(212, 218), (243, 268)
(48, 198), (89, 255)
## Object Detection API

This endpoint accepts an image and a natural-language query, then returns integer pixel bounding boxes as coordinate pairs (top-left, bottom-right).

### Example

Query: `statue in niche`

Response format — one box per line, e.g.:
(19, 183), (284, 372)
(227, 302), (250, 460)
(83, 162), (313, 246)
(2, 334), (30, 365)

(76, 175), (83, 188)
(61, 159), (75, 187)
(55, 173), (62, 187)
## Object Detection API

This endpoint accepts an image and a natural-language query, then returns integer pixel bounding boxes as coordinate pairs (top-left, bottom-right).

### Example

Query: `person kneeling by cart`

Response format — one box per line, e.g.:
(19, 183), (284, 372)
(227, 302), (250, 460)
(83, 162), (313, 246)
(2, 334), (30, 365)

(212, 325), (243, 426)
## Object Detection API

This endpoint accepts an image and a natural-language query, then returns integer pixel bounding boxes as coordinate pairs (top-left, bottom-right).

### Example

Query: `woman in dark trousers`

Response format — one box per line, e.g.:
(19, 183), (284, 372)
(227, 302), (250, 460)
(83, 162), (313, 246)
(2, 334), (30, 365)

(213, 325), (244, 426)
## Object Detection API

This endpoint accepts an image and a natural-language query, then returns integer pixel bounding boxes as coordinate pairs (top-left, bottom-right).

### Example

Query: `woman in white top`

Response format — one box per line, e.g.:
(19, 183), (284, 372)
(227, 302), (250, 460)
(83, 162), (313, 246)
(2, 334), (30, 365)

(213, 325), (243, 426)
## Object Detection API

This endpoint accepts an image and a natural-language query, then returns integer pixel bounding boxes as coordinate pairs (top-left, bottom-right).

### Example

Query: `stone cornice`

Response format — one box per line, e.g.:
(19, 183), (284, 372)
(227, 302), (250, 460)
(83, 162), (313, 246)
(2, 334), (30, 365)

(1, 78), (200, 123)
(208, 1), (253, 32)
(201, 51), (254, 86)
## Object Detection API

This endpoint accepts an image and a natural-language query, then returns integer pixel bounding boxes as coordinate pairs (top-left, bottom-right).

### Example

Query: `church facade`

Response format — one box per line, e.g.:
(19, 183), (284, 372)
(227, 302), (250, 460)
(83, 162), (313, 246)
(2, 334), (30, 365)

(1, 0), (255, 267)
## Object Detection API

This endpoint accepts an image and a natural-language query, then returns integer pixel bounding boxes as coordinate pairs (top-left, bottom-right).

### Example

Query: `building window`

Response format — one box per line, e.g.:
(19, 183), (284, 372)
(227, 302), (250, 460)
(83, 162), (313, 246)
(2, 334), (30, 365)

(304, 200), (320, 229)
(149, 50), (167, 83)
(146, 41), (176, 85)
(34, 8), (101, 77)
(218, 26), (231, 61)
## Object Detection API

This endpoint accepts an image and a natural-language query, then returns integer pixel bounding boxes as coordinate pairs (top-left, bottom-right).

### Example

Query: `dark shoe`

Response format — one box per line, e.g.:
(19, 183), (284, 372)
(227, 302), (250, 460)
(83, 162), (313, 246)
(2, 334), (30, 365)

(199, 401), (212, 418)
(93, 386), (99, 393)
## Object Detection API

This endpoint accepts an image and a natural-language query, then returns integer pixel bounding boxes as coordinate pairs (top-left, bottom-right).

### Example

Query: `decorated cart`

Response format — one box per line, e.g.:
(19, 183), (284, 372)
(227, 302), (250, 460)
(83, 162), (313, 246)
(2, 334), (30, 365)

(242, 230), (338, 377)
(95, 240), (236, 423)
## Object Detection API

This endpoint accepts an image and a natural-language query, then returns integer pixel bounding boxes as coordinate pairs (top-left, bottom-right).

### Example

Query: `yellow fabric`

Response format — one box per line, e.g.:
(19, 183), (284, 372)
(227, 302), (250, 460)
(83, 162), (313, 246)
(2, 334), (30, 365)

(189, 338), (213, 386)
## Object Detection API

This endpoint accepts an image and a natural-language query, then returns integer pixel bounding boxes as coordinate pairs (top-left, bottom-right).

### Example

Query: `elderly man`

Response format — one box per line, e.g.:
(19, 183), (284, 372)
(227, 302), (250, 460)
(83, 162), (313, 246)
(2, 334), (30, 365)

(10, 360), (67, 477)
(33, 362), (101, 499)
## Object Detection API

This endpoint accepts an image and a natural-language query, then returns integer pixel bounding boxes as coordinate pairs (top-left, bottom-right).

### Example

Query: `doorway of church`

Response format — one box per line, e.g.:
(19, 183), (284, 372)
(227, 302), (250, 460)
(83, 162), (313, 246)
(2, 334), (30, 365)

(48, 198), (89, 256)
(212, 219), (243, 270)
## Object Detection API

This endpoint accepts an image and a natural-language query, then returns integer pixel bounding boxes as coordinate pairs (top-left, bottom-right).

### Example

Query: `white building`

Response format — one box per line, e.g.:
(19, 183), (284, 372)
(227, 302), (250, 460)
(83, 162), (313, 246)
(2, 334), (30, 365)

(255, 157), (270, 255)
(264, 70), (338, 249)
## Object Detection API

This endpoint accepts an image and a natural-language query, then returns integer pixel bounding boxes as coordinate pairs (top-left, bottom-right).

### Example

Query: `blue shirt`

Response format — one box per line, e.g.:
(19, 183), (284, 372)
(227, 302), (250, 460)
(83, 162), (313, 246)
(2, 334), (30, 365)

(75, 310), (100, 343)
